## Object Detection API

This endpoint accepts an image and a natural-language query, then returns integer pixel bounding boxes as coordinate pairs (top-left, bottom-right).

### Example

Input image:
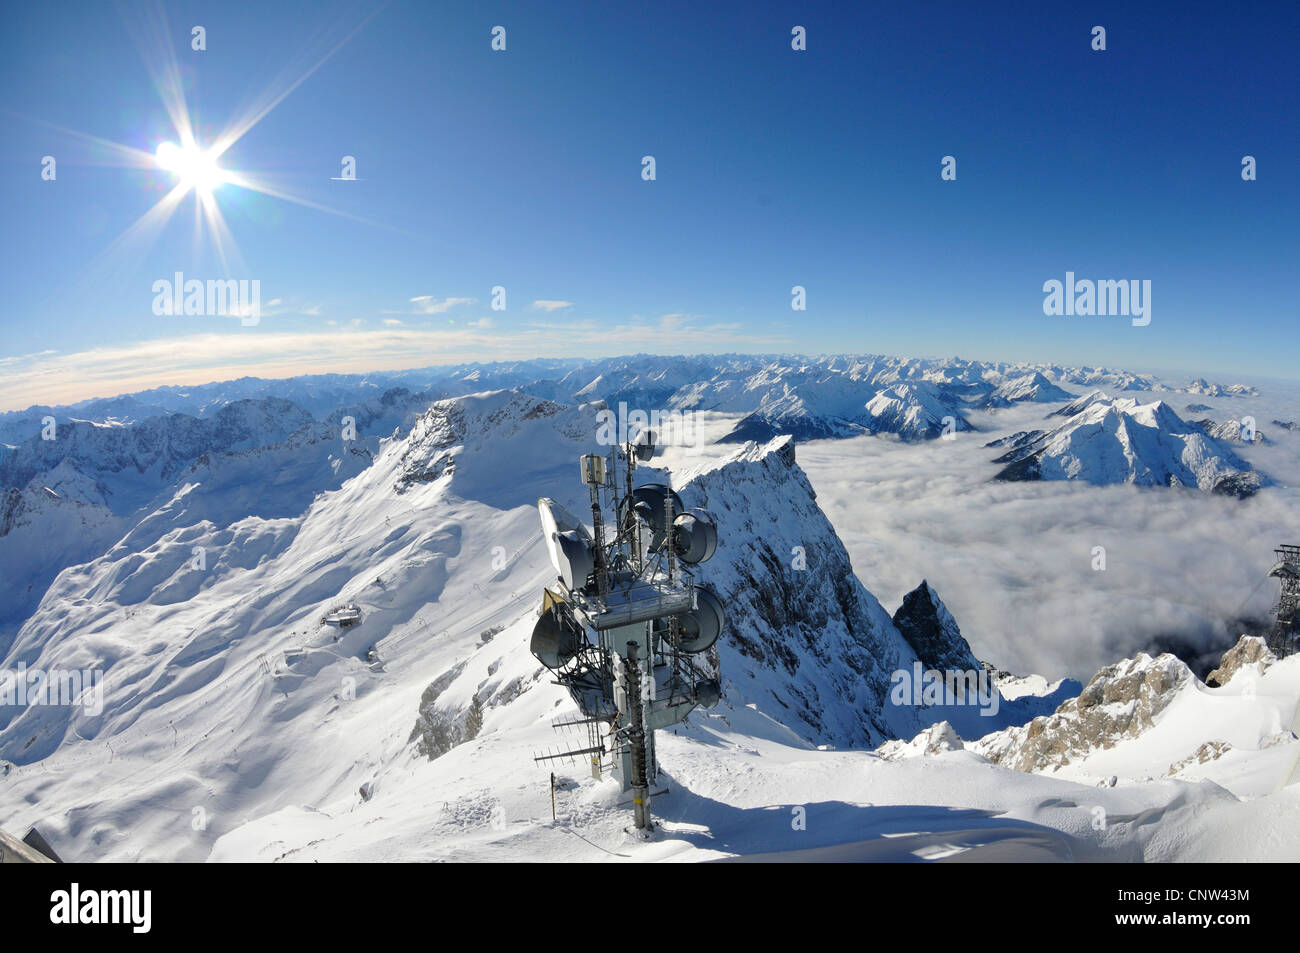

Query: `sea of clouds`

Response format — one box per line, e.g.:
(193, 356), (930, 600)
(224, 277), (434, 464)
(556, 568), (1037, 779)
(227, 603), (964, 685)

(796, 379), (1300, 681)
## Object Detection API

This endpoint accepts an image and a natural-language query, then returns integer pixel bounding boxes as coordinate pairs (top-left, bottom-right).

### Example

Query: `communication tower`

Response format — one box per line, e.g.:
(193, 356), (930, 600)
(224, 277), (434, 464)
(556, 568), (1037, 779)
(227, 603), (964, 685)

(529, 427), (723, 831)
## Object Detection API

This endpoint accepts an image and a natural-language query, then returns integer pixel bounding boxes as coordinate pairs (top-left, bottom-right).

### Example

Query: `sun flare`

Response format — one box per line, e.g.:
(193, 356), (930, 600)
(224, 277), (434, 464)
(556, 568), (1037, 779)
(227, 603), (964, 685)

(154, 140), (225, 194)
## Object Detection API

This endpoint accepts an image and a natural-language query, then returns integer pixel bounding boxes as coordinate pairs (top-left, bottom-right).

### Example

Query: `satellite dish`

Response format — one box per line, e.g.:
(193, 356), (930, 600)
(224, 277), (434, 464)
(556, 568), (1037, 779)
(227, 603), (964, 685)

(693, 678), (722, 709)
(633, 428), (656, 461)
(531, 601), (583, 669)
(554, 531), (595, 590)
(618, 484), (683, 549)
(538, 498), (595, 590)
(673, 509), (718, 564)
(661, 587), (725, 654)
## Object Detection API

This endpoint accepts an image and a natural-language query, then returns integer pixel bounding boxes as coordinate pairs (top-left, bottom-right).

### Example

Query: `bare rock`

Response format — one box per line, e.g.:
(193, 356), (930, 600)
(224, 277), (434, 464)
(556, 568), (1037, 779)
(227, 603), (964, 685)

(1205, 635), (1277, 688)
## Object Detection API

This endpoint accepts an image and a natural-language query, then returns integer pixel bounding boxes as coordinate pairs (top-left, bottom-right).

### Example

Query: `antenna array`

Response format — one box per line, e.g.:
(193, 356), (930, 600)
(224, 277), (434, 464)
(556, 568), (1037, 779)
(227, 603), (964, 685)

(528, 427), (723, 830)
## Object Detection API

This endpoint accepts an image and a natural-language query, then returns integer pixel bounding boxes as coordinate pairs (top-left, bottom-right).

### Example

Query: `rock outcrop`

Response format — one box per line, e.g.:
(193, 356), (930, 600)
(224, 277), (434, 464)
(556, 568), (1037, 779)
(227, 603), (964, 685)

(973, 653), (1191, 772)
(1205, 635), (1277, 688)
(891, 580), (982, 674)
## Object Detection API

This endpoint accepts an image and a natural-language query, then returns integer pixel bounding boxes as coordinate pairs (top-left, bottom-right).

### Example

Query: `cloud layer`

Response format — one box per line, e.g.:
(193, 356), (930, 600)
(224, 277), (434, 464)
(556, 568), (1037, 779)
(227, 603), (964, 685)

(799, 396), (1300, 681)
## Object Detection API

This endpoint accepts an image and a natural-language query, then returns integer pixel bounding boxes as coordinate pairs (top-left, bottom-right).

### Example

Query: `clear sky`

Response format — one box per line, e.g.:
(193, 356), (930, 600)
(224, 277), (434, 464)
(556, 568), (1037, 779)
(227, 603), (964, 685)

(1, 0), (1297, 411)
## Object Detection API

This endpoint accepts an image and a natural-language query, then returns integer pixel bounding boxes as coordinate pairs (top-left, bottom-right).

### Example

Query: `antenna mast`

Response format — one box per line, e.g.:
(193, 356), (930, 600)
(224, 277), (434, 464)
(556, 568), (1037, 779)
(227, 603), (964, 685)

(1268, 544), (1300, 656)
(529, 423), (723, 832)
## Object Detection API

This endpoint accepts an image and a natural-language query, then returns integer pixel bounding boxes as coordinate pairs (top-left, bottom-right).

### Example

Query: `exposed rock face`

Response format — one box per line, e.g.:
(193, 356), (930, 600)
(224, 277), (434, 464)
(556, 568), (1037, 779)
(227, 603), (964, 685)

(0, 398), (316, 498)
(1210, 472), (1264, 500)
(973, 653), (1191, 772)
(1167, 740), (1232, 776)
(721, 411), (865, 444)
(891, 580), (981, 673)
(1192, 418), (1268, 445)
(1205, 635), (1277, 688)
(676, 436), (934, 746)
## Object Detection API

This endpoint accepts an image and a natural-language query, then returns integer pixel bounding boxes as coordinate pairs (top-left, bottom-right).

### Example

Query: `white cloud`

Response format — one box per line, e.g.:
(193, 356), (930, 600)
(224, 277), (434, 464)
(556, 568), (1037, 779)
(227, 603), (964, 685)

(799, 395), (1300, 682)
(383, 318), (404, 327)
(525, 312), (748, 346)
(531, 300), (573, 312)
(0, 318), (788, 412)
(0, 349), (58, 368)
(409, 296), (477, 314)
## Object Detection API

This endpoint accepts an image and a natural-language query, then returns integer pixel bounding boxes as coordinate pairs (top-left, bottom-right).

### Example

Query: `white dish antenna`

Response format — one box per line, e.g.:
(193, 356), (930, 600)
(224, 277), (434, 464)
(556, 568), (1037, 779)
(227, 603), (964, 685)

(673, 509), (718, 564)
(538, 497), (596, 590)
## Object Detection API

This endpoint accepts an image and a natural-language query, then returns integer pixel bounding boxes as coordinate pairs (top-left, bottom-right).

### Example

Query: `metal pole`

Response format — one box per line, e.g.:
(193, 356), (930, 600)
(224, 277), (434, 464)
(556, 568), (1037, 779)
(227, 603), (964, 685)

(624, 641), (651, 830)
(590, 482), (609, 600)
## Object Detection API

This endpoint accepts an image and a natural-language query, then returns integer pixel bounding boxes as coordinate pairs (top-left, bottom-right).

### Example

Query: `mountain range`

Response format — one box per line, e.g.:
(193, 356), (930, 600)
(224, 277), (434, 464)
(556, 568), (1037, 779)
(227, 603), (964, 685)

(0, 353), (1291, 862)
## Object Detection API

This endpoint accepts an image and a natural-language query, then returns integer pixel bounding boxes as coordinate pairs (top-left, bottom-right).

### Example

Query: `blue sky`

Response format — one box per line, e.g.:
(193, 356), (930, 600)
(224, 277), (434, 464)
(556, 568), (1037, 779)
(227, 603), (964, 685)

(1, 0), (1297, 410)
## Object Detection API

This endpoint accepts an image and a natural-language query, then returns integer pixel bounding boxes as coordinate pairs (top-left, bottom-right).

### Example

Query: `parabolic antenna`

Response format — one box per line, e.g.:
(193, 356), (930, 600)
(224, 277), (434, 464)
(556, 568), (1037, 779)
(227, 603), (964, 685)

(538, 497), (596, 590)
(618, 484), (684, 549)
(530, 600), (583, 669)
(693, 678), (722, 708)
(633, 428), (656, 462)
(672, 509), (718, 564)
(658, 586), (725, 654)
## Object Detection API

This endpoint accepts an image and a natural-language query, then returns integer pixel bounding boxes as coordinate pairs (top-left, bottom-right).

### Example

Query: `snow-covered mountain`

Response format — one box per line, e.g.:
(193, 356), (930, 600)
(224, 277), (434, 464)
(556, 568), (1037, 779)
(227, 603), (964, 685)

(0, 385), (1019, 859)
(1039, 365), (1156, 392)
(1045, 389), (1109, 419)
(972, 636), (1298, 797)
(1, 356), (1295, 863)
(0, 391), (440, 640)
(991, 393), (1264, 495)
(862, 383), (973, 440)
(1185, 377), (1258, 398)
(4, 354), (1267, 455)
(977, 371), (1074, 408)
(674, 437), (983, 745)
(1191, 416), (1269, 445)
(0, 398), (315, 507)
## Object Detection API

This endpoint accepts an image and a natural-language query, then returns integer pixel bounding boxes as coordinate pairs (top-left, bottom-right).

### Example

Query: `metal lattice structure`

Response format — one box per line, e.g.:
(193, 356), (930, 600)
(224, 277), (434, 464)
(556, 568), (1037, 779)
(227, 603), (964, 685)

(1267, 545), (1300, 655)
(529, 430), (723, 830)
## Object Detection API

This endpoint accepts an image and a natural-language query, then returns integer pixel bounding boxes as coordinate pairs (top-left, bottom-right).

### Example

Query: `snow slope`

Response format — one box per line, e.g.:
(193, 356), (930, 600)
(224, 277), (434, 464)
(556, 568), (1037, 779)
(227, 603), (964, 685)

(2, 372), (1297, 863)
(978, 371), (1074, 408)
(992, 394), (1263, 494)
(863, 383), (973, 440)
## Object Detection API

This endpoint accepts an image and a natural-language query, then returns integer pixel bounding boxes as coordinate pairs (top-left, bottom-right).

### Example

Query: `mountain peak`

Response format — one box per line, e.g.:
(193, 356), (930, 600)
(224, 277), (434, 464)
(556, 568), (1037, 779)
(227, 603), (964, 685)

(891, 579), (981, 673)
(995, 392), (1263, 494)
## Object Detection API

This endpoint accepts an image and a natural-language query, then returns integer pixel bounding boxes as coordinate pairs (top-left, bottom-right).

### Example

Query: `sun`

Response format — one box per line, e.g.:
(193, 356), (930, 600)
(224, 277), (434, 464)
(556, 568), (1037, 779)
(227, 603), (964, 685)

(41, 3), (394, 283)
(154, 140), (225, 194)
